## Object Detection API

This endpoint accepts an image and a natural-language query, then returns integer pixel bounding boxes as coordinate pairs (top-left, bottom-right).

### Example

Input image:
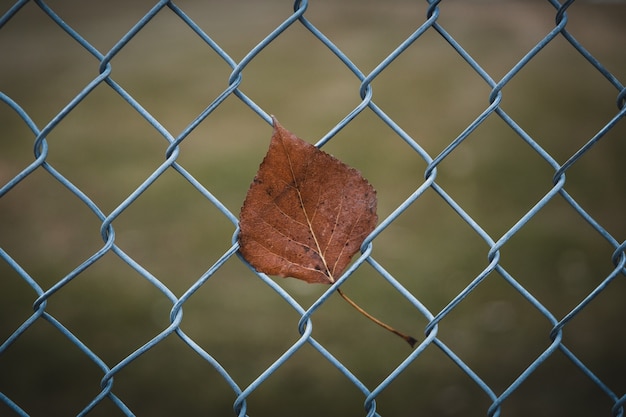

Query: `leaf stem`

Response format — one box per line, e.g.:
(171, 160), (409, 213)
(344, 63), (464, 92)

(336, 288), (417, 348)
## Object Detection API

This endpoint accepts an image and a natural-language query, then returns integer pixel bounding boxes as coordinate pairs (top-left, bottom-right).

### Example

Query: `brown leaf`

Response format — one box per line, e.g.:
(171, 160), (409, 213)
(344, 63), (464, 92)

(238, 116), (377, 284)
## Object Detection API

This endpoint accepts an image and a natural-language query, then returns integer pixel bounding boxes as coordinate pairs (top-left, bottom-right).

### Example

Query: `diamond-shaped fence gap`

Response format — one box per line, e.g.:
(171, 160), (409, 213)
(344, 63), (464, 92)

(302, 268), (424, 374)
(235, 22), (363, 126)
(376, 345), (491, 416)
(436, 126), (554, 225)
(499, 194), (620, 319)
(106, 6), (237, 134)
(444, 114), (558, 239)
(108, 333), (237, 417)
(110, 169), (236, 294)
(178, 0), (296, 63)
(241, 342), (369, 417)
(36, 250), (173, 364)
(502, 349), (616, 417)
(177, 102), (269, 212)
(267, 265), (418, 363)
(436, 2), (558, 83)
(437, 270), (557, 396)
(0, 318), (105, 417)
(0, 169), (104, 286)
(500, 38), (622, 164)
(370, 29), (493, 154)
(36, 84), (170, 213)
(179, 260), (310, 386)
(299, 1), (428, 74)
(39, 0), (167, 53)
(372, 186), (490, 312)
(319, 111), (427, 216)
(0, 3), (100, 125)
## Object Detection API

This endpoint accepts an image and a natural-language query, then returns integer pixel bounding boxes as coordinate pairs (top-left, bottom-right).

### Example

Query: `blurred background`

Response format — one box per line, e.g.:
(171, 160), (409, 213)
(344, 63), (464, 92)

(1, 1), (625, 416)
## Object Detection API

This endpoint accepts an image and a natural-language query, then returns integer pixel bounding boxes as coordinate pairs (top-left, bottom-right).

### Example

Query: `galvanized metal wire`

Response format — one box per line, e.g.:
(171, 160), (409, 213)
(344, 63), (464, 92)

(1, 1), (625, 416)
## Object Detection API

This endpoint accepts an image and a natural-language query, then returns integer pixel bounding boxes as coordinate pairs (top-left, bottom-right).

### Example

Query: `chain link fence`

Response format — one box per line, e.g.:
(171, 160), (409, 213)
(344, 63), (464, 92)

(1, 1), (625, 416)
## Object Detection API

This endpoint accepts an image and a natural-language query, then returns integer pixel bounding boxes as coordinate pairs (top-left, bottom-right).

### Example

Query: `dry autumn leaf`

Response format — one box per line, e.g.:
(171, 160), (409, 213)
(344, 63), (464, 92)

(238, 116), (416, 347)
(238, 116), (377, 284)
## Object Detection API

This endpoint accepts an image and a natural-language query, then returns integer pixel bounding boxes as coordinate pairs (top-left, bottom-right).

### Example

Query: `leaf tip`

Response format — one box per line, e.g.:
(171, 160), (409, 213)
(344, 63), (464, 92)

(270, 114), (281, 130)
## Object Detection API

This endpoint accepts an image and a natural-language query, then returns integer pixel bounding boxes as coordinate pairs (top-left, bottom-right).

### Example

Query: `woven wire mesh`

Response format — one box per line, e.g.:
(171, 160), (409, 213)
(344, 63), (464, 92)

(1, 0), (625, 416)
